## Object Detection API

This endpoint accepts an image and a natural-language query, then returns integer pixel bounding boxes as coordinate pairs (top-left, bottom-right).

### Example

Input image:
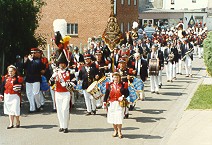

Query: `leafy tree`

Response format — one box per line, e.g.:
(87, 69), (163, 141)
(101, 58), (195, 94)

(203, 31), (212, 76)
(0, 0), (46, 74)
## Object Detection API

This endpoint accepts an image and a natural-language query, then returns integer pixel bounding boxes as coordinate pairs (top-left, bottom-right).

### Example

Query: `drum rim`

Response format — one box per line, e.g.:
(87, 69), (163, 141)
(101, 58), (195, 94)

(87, 81), (98, 92)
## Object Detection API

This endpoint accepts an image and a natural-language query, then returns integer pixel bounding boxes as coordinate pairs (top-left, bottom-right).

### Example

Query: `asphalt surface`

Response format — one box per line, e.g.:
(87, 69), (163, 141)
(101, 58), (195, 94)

(0, 56), (206, 145)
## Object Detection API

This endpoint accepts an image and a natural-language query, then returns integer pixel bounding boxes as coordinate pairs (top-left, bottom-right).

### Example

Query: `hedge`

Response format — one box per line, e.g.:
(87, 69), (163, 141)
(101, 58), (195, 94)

(203, 31), (212, 76)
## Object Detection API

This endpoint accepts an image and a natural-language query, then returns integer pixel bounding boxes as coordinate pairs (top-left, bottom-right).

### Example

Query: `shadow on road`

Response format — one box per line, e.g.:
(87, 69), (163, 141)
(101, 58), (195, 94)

(161, 92), (184, 96)
(69, 127), (139, 133)
(124, 134), (163, 139)
(140, 109), (166, 114)
(21, 124), (58, 129)
(144, 97), (171, 101)
(129, 116), (166, 123)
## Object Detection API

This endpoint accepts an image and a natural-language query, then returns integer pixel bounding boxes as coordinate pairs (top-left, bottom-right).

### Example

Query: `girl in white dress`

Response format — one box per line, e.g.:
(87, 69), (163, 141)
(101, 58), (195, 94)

(0, 65), (23, 129)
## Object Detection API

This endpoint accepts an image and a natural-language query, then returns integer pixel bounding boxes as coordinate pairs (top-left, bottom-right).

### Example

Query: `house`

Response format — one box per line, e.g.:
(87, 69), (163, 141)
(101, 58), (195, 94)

(138, 0), (211, 30)
(36, 0), (138, 50)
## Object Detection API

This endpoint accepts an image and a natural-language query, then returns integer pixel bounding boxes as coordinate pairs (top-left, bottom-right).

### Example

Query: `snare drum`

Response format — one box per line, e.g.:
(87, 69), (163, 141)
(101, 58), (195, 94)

(86, 81), (103, 100)
(149, 58), (159, 76)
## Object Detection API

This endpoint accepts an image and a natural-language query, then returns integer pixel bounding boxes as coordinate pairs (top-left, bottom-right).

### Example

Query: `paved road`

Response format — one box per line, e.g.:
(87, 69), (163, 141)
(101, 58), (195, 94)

(0, 56), (206, 145)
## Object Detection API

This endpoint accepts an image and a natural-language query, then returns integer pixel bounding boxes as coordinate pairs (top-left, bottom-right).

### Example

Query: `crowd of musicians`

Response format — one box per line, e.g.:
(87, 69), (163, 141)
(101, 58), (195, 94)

(0, 22), (208, 137)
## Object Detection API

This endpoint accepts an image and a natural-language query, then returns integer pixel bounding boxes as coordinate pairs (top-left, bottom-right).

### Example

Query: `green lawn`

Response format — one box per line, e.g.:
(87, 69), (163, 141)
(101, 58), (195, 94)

(187, 85), (212, 109)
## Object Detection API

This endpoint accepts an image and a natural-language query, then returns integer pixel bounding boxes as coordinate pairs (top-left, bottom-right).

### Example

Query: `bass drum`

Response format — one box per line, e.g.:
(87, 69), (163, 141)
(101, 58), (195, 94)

(149, 58), (159, 76)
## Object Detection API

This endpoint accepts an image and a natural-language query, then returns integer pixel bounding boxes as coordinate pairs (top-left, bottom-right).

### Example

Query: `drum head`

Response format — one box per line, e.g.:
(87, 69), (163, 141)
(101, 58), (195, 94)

(87, 81), (98, 92)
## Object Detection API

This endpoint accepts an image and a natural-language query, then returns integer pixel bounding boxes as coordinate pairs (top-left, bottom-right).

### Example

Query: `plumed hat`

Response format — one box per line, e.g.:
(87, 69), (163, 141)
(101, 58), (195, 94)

(54, 31), (63, 47)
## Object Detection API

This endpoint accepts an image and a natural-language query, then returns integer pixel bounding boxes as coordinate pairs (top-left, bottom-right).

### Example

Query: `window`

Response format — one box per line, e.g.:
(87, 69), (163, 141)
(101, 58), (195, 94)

(192, 0), (196, 3)
(120, 23), (124, 33)
(148, 0), (154, 2)
(128, 22), (130, 31)
(121, 0), (124, 5)
(67, 23), (78, 35)
(128, 0), (130, 5)
(134, 0), (137, 5)
(114, 0), (117, 15)
(171, 0), (175, 4)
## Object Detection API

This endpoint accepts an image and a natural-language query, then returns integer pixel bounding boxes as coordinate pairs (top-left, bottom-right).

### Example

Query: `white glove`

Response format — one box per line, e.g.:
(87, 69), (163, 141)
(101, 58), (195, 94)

(118, 95), (124, 101)
(28, 55), (33, 61)
(0, 95), (4, 102)
(51, 71), (58, 78)
(102, 102), (107, 109)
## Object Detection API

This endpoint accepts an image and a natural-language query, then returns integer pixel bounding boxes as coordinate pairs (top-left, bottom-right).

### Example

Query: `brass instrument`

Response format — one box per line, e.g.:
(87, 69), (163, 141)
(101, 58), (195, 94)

(168, 52), (174, 61)
(182, 48), (194, 61)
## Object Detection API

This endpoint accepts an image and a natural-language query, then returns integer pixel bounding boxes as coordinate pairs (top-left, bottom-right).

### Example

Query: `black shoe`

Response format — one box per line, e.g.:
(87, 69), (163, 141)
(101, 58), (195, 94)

(7, 125), (13, 129)
(124, 114), (129, 119)
(156, 91), (159, 94)
(96, 106), (102, 109)
(59, 128), (64, 132)
(85, 112), (92, 116)
(92, 110), (96, 115)
(28, 110), (36, 114)
(129, 105), (134, 111)
(151, 91), (155, 93)
(36, 107), (41, 112)
(63, 128), (68, 133)
(159, 85), (161, 88)
(52, 109), (57, 113)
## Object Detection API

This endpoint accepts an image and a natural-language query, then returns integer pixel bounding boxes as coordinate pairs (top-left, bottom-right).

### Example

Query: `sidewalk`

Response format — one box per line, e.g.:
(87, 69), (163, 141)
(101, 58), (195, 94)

(167, 72), (212, 145)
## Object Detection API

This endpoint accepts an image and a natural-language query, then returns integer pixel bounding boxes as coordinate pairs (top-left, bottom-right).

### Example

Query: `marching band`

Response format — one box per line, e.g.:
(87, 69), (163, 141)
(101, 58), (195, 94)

(0, 21), (208, 138)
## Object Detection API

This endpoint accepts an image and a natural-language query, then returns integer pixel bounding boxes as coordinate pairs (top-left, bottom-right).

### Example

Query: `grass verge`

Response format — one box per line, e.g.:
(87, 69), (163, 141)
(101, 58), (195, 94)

(187, 85), (212, 109)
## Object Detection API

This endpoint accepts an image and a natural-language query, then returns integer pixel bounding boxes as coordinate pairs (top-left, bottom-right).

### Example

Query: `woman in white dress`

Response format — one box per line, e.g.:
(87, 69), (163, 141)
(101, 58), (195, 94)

(0, 65), (23, 129)
(103, 72), (129, 138)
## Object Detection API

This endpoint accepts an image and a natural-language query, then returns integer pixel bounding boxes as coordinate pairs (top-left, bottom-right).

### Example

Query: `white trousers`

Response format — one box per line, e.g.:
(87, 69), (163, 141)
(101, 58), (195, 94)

(55, 91), (70, 129)
(39, 91), (45, 106)
(184, 56), (192, 76)
(83, 90), (96, 112)
(50, 87), (56, 110)
(173, 62), (176, 78)
(176, 59), (183, 74)
(194, 45), (197, 55)
(197, 45), (203, 58)
(150, 76), (159, 92)
(26, 82), (41, 111)
(165, 62), (173, 81)
(158, 70), (162, 85)
(71, 92), (75, 105)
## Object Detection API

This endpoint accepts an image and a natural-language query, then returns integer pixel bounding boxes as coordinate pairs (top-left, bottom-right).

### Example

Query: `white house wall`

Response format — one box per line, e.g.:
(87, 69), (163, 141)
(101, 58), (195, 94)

(163, 0), (208, 10)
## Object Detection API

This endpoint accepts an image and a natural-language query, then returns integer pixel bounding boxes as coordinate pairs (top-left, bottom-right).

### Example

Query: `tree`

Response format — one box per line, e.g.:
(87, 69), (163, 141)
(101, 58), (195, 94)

(0, 0), (46, 75)
(203, 31), (212, 76)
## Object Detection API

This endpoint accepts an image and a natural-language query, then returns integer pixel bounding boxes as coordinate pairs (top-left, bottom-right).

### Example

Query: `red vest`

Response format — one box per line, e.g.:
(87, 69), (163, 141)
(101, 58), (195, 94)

(55, 70), (71, 92)
(108, 82), (123, 102)
(3, 75), (23, 95)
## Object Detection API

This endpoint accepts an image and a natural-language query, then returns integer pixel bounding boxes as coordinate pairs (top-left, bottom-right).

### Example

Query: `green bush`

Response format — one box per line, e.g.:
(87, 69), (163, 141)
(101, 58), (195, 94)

(203, 31), (212, 76)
